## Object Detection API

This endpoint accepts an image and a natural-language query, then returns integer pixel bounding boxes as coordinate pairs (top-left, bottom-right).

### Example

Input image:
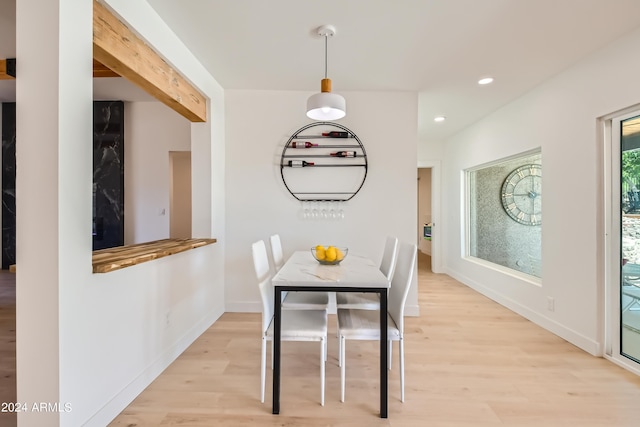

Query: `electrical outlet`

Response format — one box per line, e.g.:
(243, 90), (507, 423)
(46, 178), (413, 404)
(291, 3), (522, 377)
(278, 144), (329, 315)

(547, 296), (555, 312)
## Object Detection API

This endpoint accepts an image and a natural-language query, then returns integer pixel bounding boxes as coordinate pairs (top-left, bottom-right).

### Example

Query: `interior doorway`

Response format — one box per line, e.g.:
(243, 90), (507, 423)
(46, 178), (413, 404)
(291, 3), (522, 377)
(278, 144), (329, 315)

(169, 151), (192, 239)
(418, 168), (433, 259)
(417, 161), (441, 273)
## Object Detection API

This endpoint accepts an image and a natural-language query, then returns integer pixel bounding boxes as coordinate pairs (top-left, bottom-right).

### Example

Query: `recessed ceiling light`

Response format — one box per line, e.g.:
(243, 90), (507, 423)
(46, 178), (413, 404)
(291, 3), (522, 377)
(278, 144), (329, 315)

(478, 77), (494, 85)
(434, 116), (446, 122)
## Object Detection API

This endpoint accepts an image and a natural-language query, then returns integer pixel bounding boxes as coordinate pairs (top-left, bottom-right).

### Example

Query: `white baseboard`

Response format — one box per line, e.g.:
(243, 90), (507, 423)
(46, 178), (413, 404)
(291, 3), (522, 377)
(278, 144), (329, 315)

(83, 304), (225, 427)
(226, 301), (261, 313)
(445, 267), (601, 356)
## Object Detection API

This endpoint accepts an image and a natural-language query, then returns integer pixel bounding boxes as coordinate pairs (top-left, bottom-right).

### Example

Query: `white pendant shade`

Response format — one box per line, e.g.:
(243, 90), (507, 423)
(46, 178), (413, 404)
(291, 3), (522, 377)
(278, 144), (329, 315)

(306, 92), (346, 120)
(306, 25), (346, 121)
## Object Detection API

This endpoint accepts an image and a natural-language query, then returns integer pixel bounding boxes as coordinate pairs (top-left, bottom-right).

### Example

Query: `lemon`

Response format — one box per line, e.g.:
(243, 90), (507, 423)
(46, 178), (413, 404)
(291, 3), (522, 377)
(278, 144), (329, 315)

(325, 246), (337, 262)
(335, 248), (345, 261)
(315, 245), (326, 260)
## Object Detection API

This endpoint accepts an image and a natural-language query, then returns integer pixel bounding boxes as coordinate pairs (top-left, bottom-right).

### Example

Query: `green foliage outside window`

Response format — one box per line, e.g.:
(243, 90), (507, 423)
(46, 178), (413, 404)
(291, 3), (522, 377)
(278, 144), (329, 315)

(622, 150), (640, 191)
(622, 150), (640, 213)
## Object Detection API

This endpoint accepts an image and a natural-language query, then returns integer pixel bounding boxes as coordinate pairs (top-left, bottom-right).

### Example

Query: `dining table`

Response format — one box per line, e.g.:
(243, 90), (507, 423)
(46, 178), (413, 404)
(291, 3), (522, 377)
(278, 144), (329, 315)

(271, 250), (391, 418)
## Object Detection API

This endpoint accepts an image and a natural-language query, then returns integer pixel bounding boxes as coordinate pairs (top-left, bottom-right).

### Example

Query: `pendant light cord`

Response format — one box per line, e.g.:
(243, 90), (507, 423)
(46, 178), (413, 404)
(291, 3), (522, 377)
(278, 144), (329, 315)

(324, 35), (328, 79)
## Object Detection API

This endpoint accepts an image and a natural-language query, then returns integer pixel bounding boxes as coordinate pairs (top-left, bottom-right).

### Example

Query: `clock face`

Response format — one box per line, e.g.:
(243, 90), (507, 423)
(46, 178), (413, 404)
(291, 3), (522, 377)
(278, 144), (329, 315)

(501, 164), (542, 226)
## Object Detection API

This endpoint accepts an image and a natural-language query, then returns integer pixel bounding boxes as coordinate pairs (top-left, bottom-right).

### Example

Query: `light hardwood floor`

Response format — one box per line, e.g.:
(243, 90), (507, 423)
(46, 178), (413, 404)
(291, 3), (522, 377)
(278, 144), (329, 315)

(109, 253), (640, 426)
(0, 271), (16, 427)
(2, 256), (640, 426)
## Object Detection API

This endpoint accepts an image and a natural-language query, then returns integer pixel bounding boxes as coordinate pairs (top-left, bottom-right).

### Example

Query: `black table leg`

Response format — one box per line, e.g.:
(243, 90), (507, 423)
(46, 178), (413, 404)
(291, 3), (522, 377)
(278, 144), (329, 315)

(273, 286), (282, 414)
(380, 288), (388, 418)
(272, 284), (388, 417)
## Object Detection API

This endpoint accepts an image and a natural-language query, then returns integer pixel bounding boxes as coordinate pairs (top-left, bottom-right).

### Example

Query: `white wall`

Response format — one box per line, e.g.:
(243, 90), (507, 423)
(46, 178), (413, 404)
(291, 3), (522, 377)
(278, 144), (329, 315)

(16, 1), (225, 426)
(225, 90), (420, 315)
(124, 101), (191, 244)
(419, 138), (444, 162)
(439, 26), (640, 356)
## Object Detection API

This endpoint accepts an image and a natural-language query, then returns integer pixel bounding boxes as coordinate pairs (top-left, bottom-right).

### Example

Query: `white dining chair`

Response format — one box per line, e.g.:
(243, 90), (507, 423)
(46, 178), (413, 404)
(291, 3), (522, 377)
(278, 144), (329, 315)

(269, 234), (330, 311)
(252, 240), (328, 406)
(270, 234), (285, 271)
(335, 236), (398, 310)
(336, 240), (416, 403)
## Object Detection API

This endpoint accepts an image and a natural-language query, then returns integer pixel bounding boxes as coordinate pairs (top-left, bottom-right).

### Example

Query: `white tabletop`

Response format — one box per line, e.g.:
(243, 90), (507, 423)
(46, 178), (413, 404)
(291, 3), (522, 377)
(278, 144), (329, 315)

(272, 251), (390, 288)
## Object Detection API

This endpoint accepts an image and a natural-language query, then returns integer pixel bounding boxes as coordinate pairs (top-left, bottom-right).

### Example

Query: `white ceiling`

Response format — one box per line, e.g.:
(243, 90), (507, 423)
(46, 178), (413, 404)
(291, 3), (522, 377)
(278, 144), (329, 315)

(3, 0), (640, 142)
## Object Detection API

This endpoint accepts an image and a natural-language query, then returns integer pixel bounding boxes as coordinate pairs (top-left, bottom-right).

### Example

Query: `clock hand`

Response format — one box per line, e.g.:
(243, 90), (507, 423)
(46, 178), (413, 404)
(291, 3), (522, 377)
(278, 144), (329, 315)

(513, 191), (539, 198)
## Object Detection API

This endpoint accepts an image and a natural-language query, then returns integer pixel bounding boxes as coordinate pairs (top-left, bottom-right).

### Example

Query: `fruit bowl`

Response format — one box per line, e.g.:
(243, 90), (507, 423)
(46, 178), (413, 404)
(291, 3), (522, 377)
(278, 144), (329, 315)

(312, 246), (348, 265)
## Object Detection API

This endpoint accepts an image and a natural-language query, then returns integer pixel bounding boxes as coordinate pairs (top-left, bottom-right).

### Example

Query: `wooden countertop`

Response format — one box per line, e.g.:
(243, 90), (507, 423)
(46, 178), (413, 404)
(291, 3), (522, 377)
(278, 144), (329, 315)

(92, 238), (217, 273)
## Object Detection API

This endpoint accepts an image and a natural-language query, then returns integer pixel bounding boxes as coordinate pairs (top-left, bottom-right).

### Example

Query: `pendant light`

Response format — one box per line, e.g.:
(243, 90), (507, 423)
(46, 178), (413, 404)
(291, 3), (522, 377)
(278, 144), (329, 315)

(306, 25), (346, 121)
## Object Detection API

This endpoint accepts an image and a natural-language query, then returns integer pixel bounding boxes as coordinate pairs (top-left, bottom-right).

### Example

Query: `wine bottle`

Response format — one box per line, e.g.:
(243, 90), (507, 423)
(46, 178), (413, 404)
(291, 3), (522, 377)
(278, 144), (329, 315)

(291, 141), (318, 148)
(287, 160), (315, 167)
(330, 151), (357, 158)
(322, 131), (349, 138)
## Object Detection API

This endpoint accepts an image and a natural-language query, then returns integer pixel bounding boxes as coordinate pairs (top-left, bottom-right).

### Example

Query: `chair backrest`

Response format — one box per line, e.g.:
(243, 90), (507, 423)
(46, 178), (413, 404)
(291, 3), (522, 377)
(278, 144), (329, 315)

(252, 240), (274, 332)
(270, 234), (284, 271)
(387, 241), (417, 334)
(380, 236), (399, 280)
(252, 240), (270, 282)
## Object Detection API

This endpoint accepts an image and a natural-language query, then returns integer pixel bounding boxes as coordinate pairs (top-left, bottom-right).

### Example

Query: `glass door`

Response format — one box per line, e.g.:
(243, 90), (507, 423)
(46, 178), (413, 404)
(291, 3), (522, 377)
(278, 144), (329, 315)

(620, 114), (640, 364)
(607, 110), (640, 372)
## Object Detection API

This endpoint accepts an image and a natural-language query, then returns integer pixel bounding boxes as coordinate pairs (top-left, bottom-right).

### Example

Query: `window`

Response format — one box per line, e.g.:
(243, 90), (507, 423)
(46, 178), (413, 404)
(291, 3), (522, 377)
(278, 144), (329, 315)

(467, 151), (542, 278)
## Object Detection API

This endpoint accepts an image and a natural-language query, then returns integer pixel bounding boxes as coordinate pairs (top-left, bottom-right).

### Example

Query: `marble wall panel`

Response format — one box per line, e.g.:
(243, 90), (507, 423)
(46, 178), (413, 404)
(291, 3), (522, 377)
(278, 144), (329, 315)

(1, 103), (16, 269)
(93, 101), (124, 250)
(0, 101), (125, 267)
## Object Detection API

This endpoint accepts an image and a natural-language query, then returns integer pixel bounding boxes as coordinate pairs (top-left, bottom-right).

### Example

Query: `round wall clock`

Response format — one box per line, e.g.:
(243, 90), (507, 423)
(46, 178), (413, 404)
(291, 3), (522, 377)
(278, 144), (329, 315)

(501, 164), (542, 226)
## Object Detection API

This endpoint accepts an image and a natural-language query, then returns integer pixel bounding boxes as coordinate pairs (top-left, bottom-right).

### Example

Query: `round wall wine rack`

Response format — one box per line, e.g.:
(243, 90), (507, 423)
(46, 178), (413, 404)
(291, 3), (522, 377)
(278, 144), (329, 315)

(280, 122), (368, 201)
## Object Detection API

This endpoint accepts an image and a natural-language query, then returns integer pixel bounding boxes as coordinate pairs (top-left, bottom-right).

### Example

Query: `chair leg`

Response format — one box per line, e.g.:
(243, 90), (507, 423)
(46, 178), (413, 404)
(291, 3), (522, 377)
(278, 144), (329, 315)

(337, 325), (342, 367)
(325, 337), (328, 362)
(340, 335), (346, 402)
(400, 337), (405, 403)
(261, 336), (267, 403)
(320, 337), (326, 406)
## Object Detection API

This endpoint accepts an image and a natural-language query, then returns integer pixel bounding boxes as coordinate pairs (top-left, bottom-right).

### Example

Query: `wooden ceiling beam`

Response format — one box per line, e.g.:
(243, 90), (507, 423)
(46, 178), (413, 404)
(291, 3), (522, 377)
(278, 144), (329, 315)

(92, 1), (207, 122)
(93, 59), (120, 78)
(2, 57), (120, 79)
(0, 59), (16, 80)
